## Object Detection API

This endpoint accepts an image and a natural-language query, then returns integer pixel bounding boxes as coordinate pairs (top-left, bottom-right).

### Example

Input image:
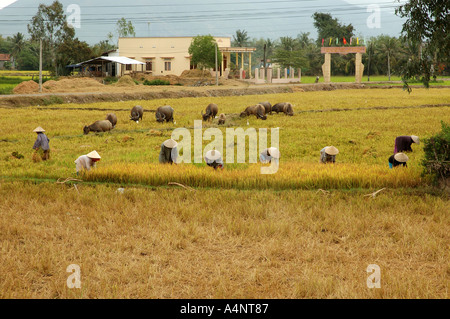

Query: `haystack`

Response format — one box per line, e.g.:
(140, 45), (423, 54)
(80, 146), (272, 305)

(13, 80), (40, 94)
(115, 75), (136, 86)
(180, 69), (212, 78)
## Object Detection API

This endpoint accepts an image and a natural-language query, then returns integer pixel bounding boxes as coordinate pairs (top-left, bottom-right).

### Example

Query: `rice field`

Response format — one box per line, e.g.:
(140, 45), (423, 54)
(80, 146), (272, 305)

(0, 87), (448, 299)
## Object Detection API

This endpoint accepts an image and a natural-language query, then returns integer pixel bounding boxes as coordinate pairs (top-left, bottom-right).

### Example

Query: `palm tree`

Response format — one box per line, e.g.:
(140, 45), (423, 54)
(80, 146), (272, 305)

(279, 36), (297, 51)
(233, 29), (249, 47)
(379, 36), (398, 81)
(11, 32), (25, 69)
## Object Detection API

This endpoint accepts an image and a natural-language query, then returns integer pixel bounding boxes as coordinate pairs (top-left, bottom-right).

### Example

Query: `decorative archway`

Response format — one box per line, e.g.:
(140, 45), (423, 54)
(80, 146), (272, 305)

(321, 46), (366, 83)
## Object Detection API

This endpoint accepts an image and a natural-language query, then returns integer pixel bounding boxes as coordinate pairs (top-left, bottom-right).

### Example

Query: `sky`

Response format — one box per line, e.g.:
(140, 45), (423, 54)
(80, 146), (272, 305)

(0, 0), (409, 44)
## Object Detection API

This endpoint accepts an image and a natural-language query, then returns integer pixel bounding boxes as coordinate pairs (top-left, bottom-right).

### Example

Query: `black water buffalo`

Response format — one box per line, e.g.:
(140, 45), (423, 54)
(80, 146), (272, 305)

(83, 120), (113, 135)
(258, 101), (272, 115)
(130, 105), (144, 122)
(155, 105), (174, 123)
(240, 104), (267, 120)
(106, 113), (117, 128)
(202, 103), (218, 121)
(218, 113), (226, 125)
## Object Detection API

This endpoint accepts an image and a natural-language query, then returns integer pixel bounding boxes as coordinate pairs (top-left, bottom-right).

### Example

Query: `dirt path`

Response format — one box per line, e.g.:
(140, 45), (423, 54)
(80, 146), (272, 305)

(1, 81), (448, 108)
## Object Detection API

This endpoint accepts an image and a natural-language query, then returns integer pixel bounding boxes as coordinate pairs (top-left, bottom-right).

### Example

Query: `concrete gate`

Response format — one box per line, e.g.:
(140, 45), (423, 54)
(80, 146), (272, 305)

(321, 46), (366, 83)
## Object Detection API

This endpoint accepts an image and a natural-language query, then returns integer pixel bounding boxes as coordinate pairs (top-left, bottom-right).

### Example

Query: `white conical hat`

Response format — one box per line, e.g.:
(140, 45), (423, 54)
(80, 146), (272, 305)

(325, 146), (339, 155)
(411, 135), (420, 144)
(163, 139), (178, 148)
(86, 150), (101, 159)
(268, 147), (280, 159)
(205, 150), (221, 161)
(33, 126), (45, 133)
(394, 152), (409, 163)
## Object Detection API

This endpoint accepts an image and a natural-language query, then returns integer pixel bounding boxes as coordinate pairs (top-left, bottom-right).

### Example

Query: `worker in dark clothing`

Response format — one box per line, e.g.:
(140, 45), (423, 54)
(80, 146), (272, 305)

(389, 152), (409, 168)
(394, 135), (419, 153)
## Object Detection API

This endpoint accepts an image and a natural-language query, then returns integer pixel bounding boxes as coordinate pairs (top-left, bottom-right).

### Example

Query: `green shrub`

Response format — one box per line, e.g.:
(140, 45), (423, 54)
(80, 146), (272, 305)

(421, 121), (450, 185)
(143, 79), (170, 86)
(42, 95), (64, 105)
(103, 76), (118, 85)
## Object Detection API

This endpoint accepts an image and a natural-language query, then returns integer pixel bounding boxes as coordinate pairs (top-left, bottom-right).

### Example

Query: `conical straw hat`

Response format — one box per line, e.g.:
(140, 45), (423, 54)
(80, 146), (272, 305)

(394, 152), (408, 163)
(86, 150), (101, 159)
(268, 147), (280, 159)
(33, 126), (45, 133)
(205, 150), (221, 161)
(325, 146), (339, 155)
(411, 135), (420, 145)
(163, 139), (178, 148)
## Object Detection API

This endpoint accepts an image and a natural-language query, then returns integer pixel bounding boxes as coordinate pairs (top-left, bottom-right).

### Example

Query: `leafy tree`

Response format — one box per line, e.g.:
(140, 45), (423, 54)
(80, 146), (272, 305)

(27, 0), (75, 75)
(395, 0), (450, 90)
(312, 12), (355, 75)
(188, 35), (222, 70)
(0, 35), (12, 54)
(116, 18), (136, 37)
(15, 44), (39, 70)
(312, 12), (354, 46)
(91, 39), (117, 57)
(57, 38), (93, 75)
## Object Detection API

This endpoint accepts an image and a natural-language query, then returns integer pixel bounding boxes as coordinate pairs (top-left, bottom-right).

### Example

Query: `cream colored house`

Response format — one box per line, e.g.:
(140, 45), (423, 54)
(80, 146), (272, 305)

(118, 36), (255, 78)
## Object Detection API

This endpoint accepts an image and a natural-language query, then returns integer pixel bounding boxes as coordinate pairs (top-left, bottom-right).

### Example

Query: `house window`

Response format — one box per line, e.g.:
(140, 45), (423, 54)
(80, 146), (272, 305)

(146, 61), (152, 71)
(126, 64), (132, 71)
(164, 61), (171, 71)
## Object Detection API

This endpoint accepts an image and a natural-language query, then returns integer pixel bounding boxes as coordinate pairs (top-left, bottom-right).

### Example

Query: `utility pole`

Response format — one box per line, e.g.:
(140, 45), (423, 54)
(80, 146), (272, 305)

(367, 43), (371, 82)
(215, 43), (218, 86)
(263, 43), (267, 79)
(39, 38), (42, 93)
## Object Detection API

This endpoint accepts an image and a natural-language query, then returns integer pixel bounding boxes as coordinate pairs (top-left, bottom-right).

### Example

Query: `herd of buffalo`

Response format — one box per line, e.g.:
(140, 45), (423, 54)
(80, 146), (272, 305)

(82, 101), (294, 134)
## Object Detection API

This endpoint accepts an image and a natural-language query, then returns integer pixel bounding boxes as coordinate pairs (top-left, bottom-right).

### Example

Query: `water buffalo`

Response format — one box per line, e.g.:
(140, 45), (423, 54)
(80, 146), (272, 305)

(240, 104), (267, 120)
(258, 101), (272, 115)
(271, 102), (285, 113)
(202, 103), (218, 121)
(130, 105), (143, 122)
(218, 113), (226, 125)
(83, 120), (113, 135)
(282, 103), (294, 116)
(155, 105), (174, 123)
(106, 113), (117, 128)
(272, 102), (294, 115)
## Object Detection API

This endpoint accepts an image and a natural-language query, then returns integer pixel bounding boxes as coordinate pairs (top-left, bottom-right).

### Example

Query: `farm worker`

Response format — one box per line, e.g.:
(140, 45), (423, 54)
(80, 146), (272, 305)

(159, 139), (178, 164)
(260, 147), (280, 164)
(32, 126), (50, 161)
(388, 152), (408, 169)
(320, 146), (339, 164)
(394, 135), (419, 153)
(74, 150), (101, 174)
(204, 150), (224, 170)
